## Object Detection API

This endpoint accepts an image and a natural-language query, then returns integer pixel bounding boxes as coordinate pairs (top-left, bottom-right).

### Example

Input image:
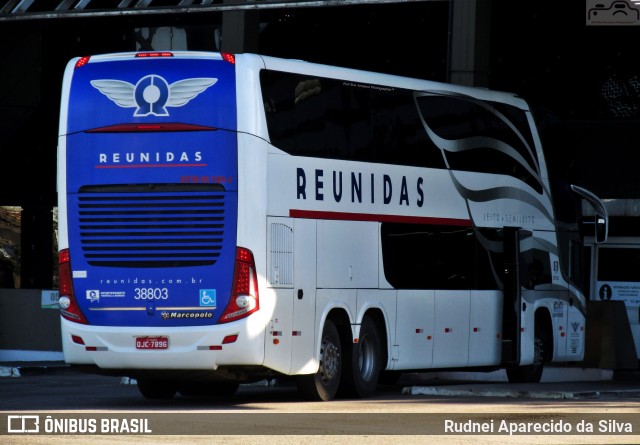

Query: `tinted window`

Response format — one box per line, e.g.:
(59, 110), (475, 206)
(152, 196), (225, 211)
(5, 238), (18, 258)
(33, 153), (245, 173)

(260, 70), (445, 168)
(520, 248), (553, 290)
(416, 94), (542, 193)
(380, 223), (500, 290)
(261, 70), (543, 195)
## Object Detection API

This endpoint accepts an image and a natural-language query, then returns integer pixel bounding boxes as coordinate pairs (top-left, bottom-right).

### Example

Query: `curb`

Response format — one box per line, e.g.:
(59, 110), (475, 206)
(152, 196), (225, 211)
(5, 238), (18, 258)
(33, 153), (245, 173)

(0, 366), (21, 377)
(0, 362), (71, 378)
(403, 385), (640, 400)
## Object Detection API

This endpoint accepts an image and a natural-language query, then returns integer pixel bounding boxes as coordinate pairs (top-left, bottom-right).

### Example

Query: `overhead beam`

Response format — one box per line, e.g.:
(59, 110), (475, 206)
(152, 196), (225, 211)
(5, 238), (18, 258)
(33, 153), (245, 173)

(0, 0), (445, 22)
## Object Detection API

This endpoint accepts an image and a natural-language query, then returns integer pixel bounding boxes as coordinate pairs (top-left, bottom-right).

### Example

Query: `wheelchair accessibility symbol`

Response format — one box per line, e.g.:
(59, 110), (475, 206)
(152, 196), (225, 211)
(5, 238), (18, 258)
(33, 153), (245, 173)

(199, 289), (217, 307)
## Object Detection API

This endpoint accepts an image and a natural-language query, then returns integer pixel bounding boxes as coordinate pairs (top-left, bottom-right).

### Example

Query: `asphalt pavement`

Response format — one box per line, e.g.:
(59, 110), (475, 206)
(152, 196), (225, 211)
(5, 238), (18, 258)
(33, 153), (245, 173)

(2, 361), (640, 400)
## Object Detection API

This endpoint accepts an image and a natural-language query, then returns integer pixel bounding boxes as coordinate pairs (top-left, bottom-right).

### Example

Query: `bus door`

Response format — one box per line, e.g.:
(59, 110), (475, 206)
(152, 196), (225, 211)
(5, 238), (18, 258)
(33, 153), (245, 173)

(291, 218), (317, 374)
(264, 217), (317, 375)
(501, 227), (529, 366)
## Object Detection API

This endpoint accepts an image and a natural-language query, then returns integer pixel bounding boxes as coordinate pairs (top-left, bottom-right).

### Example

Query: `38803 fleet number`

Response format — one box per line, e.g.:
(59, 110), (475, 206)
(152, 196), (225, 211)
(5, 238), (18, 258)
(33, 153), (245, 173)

(133, 288), (169, 300)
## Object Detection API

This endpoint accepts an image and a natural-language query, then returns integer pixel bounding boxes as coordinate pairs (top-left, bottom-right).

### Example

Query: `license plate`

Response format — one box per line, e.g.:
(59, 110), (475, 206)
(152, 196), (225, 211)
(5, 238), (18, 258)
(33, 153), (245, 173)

(135, 336), (168, 350)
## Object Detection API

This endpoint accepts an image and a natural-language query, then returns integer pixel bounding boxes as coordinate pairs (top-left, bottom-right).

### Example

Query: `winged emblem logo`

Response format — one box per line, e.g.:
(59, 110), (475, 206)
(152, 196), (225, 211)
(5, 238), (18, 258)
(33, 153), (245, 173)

(90, 75), (218, 117)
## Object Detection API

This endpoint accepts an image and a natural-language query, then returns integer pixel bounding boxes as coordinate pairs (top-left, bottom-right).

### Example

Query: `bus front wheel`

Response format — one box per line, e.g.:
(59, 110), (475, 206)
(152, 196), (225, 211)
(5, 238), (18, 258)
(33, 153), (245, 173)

(506, 336), (544, 383)
(296, 319), (342, 401)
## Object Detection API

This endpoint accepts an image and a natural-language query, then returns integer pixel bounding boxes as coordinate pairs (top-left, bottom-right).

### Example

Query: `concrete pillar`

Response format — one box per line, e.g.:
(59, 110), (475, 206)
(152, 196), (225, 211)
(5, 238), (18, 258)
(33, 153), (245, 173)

(448, 0), (492, 87)
(20, 206), (53, 289)
(584, 301), (638, 369)
(221, 0), (260, 54)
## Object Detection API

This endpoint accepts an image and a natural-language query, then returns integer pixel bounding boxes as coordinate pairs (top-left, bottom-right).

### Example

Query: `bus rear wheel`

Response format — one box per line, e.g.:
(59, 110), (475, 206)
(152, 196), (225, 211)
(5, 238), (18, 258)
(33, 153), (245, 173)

(296, 319), (342, 401)
(340, 315), (382, 398)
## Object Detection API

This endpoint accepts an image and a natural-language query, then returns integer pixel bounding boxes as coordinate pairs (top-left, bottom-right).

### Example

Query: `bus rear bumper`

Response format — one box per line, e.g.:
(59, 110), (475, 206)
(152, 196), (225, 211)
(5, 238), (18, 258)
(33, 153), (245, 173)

(60, 317), (265, 371)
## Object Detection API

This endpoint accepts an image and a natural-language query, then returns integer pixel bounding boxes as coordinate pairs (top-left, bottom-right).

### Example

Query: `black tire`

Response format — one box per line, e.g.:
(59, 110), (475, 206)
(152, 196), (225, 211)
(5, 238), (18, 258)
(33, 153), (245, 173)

(296, 319), (342, 401)
(340, 315), (382, 398)
(136, 378), (178, 399)
(178, 381), (240, 398)
(506, 336), (544, 383)
(378, 370), (402, 386)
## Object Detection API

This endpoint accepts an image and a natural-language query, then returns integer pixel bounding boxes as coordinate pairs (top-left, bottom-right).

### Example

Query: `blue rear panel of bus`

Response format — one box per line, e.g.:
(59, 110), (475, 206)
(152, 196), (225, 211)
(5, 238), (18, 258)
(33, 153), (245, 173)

(64, 55), (238, 327)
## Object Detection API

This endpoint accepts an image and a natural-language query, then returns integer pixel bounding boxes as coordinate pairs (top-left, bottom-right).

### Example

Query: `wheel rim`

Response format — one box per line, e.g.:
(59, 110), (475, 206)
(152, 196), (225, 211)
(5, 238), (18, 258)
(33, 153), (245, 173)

(319, 336), (340, 384)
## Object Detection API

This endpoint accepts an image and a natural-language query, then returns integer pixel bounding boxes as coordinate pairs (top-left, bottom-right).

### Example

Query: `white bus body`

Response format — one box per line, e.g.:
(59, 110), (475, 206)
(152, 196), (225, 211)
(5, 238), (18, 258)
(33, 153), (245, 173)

(57, 52), (601, 400)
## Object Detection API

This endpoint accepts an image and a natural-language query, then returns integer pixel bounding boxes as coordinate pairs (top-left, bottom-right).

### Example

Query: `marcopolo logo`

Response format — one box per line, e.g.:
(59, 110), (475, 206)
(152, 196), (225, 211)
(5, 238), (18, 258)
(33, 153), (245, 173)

(161, 311), (213, 320)
(90, 75), (217, 117)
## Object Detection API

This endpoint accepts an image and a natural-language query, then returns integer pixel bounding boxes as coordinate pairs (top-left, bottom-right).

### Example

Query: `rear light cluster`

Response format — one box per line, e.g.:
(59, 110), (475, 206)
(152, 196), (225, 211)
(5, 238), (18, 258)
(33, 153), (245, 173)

(57, 246), (258, 325)
(75, 51), (234, 69)
(74, 51), (173, 70)
(135, 52), (174, 58)
(221, 52), (236, 64)
(75, 56), (90, 69)
(58, 249), (88, 324)
(220, 247), (260, 323)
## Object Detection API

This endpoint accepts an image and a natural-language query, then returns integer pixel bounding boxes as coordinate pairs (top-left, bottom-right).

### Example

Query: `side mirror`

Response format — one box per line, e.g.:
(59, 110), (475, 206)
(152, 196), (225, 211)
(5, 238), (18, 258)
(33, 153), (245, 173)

(571, 185), (608, 244)
(595, 213), (607, 244)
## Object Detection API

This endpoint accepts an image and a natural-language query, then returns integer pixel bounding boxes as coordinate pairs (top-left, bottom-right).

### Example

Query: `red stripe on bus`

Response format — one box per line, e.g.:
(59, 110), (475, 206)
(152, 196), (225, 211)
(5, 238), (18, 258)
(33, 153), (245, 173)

(95, 164), (208, 169)
(289, 209), (472, 226)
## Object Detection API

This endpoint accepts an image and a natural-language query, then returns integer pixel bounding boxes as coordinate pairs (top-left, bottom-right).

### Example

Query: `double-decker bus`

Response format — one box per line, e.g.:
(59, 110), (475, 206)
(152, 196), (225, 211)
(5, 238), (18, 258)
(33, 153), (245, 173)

(57, 51), (606, 400)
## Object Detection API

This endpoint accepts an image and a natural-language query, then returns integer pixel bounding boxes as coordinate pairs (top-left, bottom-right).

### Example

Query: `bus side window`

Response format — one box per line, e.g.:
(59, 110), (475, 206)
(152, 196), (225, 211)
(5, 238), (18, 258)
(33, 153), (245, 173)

(521, 251), (552, 290)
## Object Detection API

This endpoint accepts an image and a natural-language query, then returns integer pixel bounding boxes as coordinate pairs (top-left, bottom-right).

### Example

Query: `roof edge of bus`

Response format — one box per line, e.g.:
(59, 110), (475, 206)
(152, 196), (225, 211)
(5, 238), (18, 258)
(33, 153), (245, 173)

(258, 54), (527, 108)
(70, 51), (525, 107)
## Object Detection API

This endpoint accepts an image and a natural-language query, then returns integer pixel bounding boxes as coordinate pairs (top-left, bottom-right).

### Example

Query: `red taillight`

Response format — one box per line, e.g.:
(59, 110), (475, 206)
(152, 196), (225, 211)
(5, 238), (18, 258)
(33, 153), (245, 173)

(219, 247), (259, 323)
(58, 249), (72, 297)
(221, 52), (236, 64)
(58, 249), (88, 324)
(75, 56), (91, 69)
(222, 334), (239, 344)
(135, 52), (174, 58)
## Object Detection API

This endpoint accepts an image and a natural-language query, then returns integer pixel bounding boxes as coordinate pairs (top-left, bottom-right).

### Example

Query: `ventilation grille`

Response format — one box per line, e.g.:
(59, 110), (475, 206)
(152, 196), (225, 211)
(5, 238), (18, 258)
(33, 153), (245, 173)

(269, 221), (294, 287)
(77, 184), (226, 268)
